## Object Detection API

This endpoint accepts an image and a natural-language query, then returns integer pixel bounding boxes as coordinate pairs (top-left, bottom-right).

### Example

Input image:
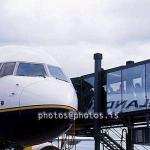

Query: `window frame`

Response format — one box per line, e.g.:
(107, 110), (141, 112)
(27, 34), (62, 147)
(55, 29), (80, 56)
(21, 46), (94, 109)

(0, 61), (69, 82)
(47, 64), (69, 82)
(0, 63), (2, 69)
(122, 64), (146, 112)
(146, 63), (150, 100)
(107, 70), (122, 113)
(14, 61), (48, 77)
(106, 63), (147, 113)
(0, 62), (16, 77)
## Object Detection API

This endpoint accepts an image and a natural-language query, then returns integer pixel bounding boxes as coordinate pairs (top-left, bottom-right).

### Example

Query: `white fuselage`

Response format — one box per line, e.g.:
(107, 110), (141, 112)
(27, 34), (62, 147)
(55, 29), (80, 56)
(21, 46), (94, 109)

(0, 49), (78, 146)
(0, 72), (77, 110)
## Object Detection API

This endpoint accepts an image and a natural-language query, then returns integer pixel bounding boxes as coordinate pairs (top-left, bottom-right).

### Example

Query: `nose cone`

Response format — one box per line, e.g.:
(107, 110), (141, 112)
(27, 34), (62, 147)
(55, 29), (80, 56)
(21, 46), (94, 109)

(19, 78), (78, 110)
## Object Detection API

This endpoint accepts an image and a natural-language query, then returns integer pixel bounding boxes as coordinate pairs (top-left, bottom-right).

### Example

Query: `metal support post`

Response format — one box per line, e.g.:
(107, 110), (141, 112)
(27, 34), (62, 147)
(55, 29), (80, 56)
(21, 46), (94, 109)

(94, 53), (102, 150)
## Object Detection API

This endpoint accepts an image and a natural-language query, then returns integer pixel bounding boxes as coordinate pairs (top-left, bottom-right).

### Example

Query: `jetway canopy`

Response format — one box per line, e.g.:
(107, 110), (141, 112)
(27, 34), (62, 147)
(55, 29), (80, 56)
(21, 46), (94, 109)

(107, 60), (150, 114)
(72, 59), (150, 115)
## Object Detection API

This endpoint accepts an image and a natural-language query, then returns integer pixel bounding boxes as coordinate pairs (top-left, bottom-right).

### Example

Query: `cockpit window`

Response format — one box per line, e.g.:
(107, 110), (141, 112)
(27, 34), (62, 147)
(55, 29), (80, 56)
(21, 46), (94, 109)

(48, 65), (68, 82)
(0, 62), (16, 77)
(16, 63), (47, 77)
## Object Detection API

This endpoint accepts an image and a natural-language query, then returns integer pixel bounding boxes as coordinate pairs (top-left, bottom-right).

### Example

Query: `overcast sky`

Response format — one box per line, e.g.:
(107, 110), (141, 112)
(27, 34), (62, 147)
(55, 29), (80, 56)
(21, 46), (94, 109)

(1, 1), (150, 149)
(0, 0), (150, 78)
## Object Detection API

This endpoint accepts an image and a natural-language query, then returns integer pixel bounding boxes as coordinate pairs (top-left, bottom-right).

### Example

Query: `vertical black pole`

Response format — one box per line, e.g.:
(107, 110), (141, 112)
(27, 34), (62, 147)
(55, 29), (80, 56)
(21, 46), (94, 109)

(146, 113), (150, 144)
(94, 53), (102, 150)
(126, 127), (134, 150)
(146, 113), (149, 127)
(126, 119), (134, 150)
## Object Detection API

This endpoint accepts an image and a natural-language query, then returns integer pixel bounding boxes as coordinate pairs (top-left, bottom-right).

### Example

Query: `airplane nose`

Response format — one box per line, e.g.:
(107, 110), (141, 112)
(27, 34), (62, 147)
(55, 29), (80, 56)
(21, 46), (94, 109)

(19, 78), (78, 110)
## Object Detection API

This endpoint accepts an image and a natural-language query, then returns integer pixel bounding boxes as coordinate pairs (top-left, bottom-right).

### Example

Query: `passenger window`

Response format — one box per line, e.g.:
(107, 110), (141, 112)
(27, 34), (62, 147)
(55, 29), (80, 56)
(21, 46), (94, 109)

(16, 63), (47, 77)
(107, 71), (121, 113)
(48, 65), (68, 82)
(122, 65), (145, 112)
(0, 62), (16, 77)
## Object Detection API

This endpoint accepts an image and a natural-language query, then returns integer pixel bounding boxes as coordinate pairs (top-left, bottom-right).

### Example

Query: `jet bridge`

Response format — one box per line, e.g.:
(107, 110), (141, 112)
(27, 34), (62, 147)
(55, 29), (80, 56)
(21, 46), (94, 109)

(71, 54), (150, 150)
(72, 59), (150, 117)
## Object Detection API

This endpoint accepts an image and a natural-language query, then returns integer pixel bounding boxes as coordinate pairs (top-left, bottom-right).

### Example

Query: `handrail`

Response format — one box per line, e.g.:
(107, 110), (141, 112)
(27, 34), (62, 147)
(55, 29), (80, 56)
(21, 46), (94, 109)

(111, 128), (148, 150)
(101, 132), (125, 150)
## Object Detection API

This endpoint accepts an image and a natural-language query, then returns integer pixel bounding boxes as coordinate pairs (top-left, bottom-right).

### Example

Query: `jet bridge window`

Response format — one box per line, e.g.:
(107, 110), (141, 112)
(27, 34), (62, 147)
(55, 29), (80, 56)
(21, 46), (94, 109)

(16, 63), (47, 77)
(146, 63), (150, 101)
(48, 65), (68, 82)
(122, 65), (145, 112)
(0, 62), (16, 77)
(107, 70), (121, 113)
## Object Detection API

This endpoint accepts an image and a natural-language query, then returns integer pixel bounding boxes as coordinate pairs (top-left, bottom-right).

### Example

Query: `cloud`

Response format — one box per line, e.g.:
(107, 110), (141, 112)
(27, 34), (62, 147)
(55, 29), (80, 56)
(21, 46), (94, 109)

(0, 0), (150, 46)
(0, 0), (150, 77)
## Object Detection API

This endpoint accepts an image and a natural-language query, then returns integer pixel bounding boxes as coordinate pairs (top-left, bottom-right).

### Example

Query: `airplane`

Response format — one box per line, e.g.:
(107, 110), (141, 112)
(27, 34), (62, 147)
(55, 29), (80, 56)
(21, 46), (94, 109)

(0, 48), (78, 149)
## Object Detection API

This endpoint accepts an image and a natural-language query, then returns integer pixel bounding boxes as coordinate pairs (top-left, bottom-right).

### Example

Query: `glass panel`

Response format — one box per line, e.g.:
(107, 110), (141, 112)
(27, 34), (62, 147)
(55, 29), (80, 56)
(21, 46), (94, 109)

(107, 71), (121, 114)
(48, 65), (68, 82)
(83, 77), (95, 113)
(72, 75), (106, 113)
(16, 63), (46, 77)
(0, 62), (16, 77)
(122, 65), (145, 112)
(146, 63), (150, 106)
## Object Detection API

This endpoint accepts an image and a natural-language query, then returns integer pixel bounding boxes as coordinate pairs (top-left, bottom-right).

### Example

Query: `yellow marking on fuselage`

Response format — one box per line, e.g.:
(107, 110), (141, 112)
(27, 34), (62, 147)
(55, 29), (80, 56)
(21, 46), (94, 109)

(23, 147), (33, 150)
(0, 105), (76, 113)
